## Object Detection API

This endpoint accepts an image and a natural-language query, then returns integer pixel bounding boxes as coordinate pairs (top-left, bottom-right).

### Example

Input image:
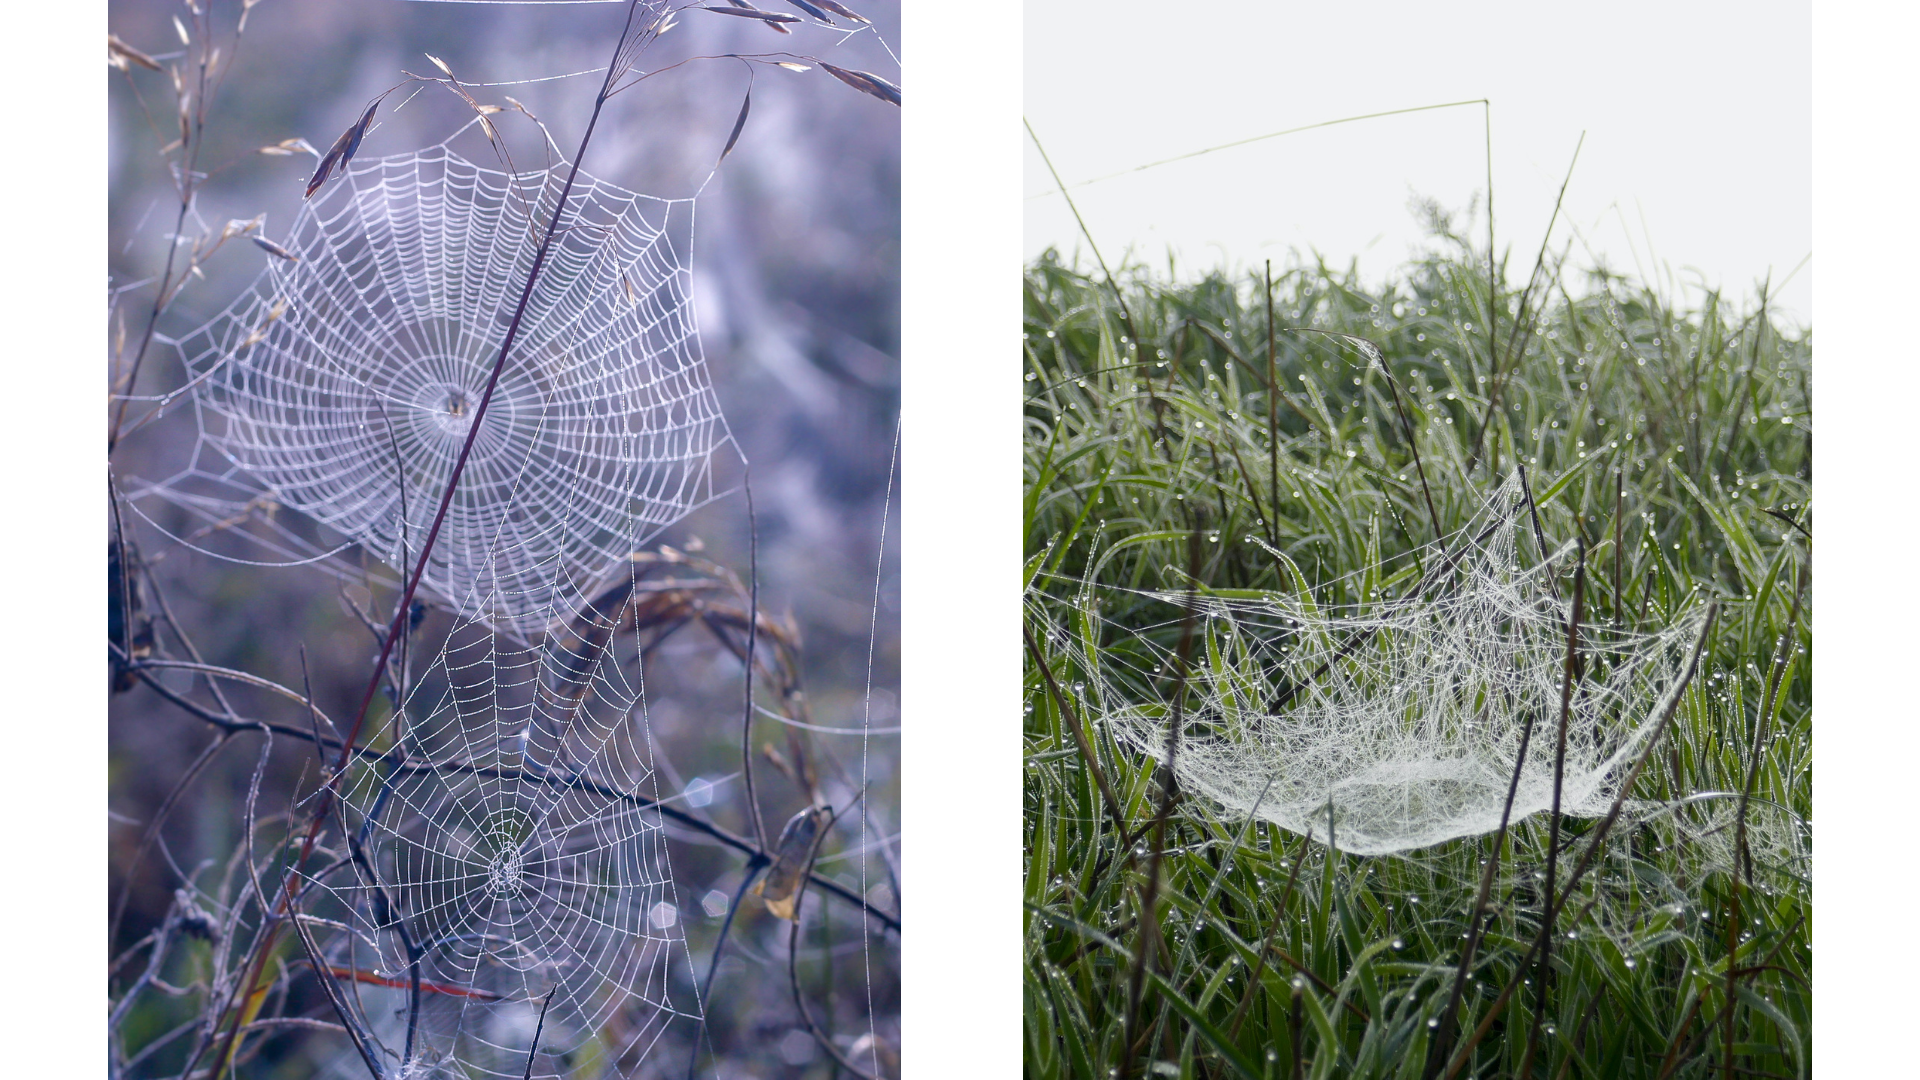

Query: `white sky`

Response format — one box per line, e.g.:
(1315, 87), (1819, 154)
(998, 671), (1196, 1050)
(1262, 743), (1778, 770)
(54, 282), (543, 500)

(1025, 1), (1811, 324)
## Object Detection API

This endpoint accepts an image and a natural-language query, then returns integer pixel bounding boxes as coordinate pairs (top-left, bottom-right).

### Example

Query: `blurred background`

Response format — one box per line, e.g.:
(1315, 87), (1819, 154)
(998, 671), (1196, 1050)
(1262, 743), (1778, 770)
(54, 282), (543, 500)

(109, 2), (899, 1075)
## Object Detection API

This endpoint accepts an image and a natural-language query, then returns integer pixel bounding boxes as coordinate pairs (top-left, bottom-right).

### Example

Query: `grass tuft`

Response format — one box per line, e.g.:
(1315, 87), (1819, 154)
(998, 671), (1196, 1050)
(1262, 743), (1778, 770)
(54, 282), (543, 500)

(1022, 230), (1810, 1079)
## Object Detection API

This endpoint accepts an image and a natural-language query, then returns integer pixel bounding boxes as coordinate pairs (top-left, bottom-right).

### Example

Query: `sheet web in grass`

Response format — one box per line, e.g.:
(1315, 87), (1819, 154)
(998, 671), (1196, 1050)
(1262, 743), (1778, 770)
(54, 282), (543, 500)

(127, 130), (736, 638)
(1082, 472), (1709, 857)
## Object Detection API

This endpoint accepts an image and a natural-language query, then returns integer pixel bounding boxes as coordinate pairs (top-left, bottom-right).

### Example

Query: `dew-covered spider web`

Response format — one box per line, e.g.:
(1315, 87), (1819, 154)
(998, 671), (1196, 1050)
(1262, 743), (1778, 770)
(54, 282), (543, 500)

(302, 583), (698, 1077)
(125, 131), (736, 638)
(1061, 471), (1710, 857)
(117, 128), (736, 1073)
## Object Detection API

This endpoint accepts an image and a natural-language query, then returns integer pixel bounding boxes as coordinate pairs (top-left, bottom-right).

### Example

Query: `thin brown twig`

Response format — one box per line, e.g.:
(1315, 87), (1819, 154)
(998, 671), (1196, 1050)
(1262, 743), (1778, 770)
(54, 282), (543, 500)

(1655, 917), (1804, 1080)
(1519, 459), (1563, 605)
(1444, 605), (1716, 1080)
(740, 472), (771, 853)
(1420, 691), (1541, 1079)
(1267, 261), (1282, 538)
(1226, 829), (1309, 1039)
(1520, 546), (1585, 1078)
(785, 809), (884, 1080)
(1468, 133), (1582, 476)
(1121, 523), (1203, 1079)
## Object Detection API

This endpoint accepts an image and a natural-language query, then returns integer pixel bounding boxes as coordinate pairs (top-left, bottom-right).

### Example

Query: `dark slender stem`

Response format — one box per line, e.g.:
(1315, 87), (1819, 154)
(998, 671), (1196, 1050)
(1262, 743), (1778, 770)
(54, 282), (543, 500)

(1290, 986), (1305, 1080)
(112, 647), (899, 932)
(1522, 548), (1585, 1076)
(189, 12), (705, 1069)
(1267, 261), (1281, 536)
(1121, 523), (1203, 1079)
(740, 471), (770, 852)
(340, 3), (633, 795)
(1379, 354), (1444, 542)
(1445, 605), (1716, 1080)
(1468, 132), (1583, 475)
(688, 861), (768, 1080)
(1024, 118), (1142, 351)
(109, 172), (195, 452)
(373, 403), (413, 704)
(1654, 994), (1708, 1079)
(1552, 985), (1606, 1080)
(1421, 705), (1539, 1080)
(1518, 460), (1563, 605)
(1654, 919), (1803, 1080)
(1226, 829), (1308, 1040)
(1024, 622), (1128, 836)
(110, 1), (228, 453)
(524, 987), (557, 1080)
(1223, 435), (1276, 551)
(1723, 885), (1739, 1080)
(788, 898), (882, 1080)
(1761, 507), (1812, 541)
(1613, 470), (1624, 627)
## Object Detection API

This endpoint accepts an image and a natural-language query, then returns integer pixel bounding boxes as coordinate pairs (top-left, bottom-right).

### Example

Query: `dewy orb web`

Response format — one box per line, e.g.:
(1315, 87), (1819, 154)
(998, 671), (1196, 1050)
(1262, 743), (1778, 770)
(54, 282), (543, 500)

(109, 0), (903, 1073)
(131, 126), (736, 637)
(306, 598), (695, 1077)
(127, 124), (728, 1071)
(1092, 472), (1709, 857)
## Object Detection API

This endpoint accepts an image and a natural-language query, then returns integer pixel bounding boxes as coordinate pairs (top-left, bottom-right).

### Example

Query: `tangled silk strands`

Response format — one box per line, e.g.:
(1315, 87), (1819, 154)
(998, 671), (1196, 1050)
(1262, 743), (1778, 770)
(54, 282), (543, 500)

(1081, 472), (1709, 856)
(129, 132), (736, 636)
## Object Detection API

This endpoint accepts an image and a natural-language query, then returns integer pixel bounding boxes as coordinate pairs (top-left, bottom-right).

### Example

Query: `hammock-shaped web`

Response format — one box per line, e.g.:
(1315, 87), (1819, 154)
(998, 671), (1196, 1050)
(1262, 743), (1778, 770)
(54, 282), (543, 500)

(1079, 472), (1709, 857)
(129, 134), (735, 637)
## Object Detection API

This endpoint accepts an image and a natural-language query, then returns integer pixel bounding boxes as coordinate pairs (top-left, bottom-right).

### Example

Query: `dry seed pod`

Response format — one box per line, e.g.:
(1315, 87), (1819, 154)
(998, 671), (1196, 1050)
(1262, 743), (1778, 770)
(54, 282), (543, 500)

(108, 535), (156, 693)
(753, 805), (832, 920)
(306, 98), (381, 198)
(783, 0), (836, 23)
(705, 4), (801, 26)
(820, 62), (900, 106)
(107, 33), (162, 72)
(251, 236), (297, 262)
(718, 87), (752, 165)
(811, 0), (870, 23)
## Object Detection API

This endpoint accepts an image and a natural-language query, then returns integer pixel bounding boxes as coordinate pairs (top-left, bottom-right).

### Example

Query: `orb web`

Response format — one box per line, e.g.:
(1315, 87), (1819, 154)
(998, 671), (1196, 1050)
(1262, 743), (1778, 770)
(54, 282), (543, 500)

(306, 589), (698, 1077)
(116, 131), (727, 1071)
(1074, 472), (1709, 856)
(130, 135), (734, 635)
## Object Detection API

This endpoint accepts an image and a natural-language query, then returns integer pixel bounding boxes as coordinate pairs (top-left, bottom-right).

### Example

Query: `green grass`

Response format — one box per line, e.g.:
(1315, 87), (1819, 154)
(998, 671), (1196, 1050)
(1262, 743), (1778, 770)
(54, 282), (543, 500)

(1021, 229), (1810, 1079)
